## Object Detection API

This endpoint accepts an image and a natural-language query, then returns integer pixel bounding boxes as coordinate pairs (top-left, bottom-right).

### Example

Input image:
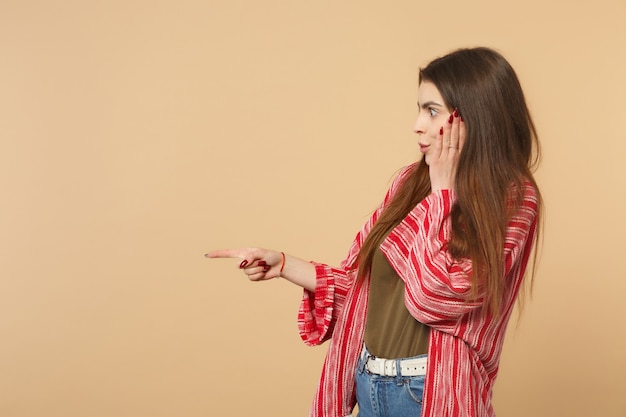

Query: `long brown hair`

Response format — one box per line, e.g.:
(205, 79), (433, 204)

(357, 47), (543, 314)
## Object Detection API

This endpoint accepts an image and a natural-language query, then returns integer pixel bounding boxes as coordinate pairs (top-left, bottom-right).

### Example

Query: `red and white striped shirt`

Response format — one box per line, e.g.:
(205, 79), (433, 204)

(298, 164), (539, 417)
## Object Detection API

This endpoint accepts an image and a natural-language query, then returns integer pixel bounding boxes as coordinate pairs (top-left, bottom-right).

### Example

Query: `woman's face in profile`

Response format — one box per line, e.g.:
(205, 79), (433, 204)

(413, 81), (451, 165)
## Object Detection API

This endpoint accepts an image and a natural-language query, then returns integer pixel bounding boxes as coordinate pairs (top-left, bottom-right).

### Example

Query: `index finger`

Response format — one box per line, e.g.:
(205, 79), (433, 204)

(204, 248), (247, 259)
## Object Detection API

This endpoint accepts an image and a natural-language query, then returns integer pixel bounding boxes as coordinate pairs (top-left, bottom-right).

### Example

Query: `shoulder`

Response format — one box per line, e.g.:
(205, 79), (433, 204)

(381, 162), (420, 204)
(520, 180), (540, 206)
(507, 179), (540, 221)
(397, 161), (420, 178)
(390, 162), (420, 188)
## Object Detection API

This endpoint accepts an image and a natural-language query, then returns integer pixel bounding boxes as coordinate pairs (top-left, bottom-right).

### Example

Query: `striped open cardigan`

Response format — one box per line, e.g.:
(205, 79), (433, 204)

(298, 163), (539, 417)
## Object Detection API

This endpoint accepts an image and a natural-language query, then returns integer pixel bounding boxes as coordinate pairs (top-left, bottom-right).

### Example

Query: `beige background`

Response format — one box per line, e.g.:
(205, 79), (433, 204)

(1, 1), (625, 416)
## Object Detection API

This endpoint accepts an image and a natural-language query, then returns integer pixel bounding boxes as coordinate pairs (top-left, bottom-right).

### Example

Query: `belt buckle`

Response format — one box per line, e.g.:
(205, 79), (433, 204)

(366, 354), (388, 376)
(364, 353), (376, 375)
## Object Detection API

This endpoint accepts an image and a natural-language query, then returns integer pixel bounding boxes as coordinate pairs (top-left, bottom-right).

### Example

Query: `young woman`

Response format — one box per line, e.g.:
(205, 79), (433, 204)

(207, 47), (542, 417)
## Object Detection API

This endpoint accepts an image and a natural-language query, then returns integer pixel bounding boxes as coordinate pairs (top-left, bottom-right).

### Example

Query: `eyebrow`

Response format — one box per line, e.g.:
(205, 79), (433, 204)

(418, 100), (445, 109)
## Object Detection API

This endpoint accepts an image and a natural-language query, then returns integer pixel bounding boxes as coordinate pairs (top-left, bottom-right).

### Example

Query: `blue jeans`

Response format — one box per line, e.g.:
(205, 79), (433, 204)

(355, 346), (426, 417)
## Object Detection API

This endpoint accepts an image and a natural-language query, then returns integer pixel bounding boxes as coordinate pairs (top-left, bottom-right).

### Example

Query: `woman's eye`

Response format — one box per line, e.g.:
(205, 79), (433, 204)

(428, 107), (437, 117)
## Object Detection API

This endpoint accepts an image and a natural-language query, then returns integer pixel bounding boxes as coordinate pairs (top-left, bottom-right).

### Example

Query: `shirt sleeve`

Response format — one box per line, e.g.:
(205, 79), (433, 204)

(297, 262), (353, 346)
(383, 184), (539, 329)
(297, 164), (417, 346)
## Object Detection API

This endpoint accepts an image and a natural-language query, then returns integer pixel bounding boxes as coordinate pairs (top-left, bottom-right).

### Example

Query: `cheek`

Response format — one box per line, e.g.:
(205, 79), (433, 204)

(433, 115), (449, 136)
(426, 125), (440, 140)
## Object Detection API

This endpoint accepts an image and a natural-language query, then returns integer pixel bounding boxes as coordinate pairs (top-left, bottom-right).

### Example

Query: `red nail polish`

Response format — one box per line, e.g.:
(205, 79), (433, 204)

(460, 116), (464, 122)
(448, 114), (453, 124)
(258, 261), (267, 267)
(239, 260), (248, 268)
(439, 127), (443, 135)
(263, 265), (270, 272)
(453, 109), (459, 117)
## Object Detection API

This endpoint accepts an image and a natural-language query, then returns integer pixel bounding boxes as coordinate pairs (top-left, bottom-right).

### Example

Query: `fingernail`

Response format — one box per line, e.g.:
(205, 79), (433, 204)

(239, 260), (248, 268)
(453, 108), (459, 118)
(258, 261), (267, 267)
(439, 127), (443, 135)
(448, 114), (453, 124)
(263, 265), (271, 273)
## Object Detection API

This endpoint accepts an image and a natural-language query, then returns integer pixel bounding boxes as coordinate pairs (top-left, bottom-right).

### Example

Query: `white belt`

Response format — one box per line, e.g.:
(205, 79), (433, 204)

(365, 355), (427, 377)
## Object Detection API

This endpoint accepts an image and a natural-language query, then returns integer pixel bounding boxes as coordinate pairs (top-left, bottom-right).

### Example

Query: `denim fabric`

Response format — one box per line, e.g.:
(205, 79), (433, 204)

(355, 346), (426, 417)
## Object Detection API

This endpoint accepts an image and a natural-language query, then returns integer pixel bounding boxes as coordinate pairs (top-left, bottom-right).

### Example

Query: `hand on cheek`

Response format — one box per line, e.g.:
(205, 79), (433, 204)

(428, 109), (465, 192)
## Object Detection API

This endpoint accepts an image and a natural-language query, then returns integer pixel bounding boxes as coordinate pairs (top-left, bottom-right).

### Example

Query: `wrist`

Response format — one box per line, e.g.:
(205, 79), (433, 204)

(277, 251), (286, 278)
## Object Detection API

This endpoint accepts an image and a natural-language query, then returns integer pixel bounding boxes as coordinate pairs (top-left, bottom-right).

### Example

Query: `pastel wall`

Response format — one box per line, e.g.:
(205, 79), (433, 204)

(1, 1), (624, 416)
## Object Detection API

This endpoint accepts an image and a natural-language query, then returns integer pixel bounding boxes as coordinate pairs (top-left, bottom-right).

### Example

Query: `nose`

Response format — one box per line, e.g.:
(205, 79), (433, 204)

(413, 113), (426, 135)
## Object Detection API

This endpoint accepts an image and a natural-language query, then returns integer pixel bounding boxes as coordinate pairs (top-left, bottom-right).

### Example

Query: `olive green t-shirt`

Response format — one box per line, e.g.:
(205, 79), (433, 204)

(363, 246), (430, 359)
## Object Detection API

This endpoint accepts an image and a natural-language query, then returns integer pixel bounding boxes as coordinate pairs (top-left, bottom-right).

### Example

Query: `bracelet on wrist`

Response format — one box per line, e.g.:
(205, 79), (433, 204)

(277, 251), (286, 278)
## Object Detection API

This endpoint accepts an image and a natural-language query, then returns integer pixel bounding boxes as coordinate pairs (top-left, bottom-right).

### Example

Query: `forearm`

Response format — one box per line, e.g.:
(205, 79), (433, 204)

(280, 254), (317, 292)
